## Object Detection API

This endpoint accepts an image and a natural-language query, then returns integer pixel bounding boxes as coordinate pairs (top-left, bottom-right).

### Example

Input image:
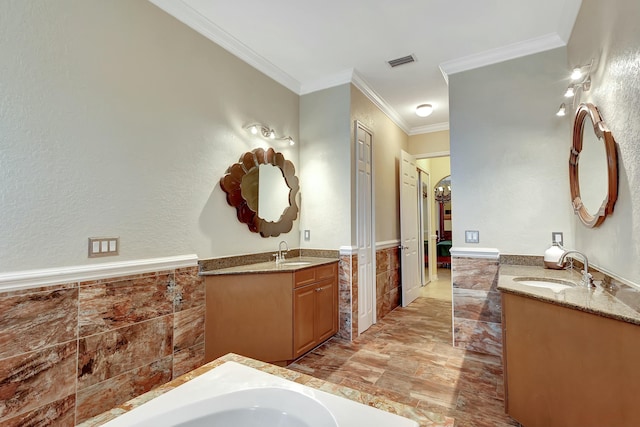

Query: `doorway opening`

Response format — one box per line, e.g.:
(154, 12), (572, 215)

(415, 156), (451, 290)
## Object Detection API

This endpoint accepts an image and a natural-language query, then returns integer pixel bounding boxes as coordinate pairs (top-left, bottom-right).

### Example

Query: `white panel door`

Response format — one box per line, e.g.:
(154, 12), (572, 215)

(356, 123), (374, 334)
(400, 150), (420, 307)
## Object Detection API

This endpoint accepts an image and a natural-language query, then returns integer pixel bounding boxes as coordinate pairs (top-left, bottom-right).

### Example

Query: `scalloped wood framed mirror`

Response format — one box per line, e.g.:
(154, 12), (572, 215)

(569, 103), (618, 228)
(220, 147), (299, 237)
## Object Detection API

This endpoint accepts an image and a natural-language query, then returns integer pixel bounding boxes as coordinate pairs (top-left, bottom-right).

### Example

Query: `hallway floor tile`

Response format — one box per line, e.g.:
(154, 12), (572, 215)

(289, 296), (518, 427)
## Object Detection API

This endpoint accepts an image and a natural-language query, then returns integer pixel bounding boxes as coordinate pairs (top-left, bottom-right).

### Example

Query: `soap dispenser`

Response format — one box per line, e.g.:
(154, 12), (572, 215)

(544, 243), (566, 269)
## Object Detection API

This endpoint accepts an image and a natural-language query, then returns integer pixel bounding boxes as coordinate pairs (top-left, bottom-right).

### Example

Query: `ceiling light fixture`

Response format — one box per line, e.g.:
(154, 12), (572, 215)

(246, 124), (295, 145)
(556, 103), (566, 117)
(415, 104), (433, 117)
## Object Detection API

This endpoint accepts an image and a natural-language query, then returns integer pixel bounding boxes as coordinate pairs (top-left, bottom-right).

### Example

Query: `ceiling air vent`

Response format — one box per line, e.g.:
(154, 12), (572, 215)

(387, 54), (416, 68)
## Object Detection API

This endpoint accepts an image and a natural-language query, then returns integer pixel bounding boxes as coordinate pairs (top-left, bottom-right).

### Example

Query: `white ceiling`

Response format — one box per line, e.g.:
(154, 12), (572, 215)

(149, 0), (582, 135)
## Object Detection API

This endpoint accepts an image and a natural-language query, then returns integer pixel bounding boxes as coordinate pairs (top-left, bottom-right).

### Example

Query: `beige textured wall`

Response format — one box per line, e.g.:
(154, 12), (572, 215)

(0, 1), (300, 271)
(350, 85), (409, 244)
(408, 130), (450, 156)
(567, 0), (640, 284)
(299, 85), (352, 249)
(449, 47), (574, 255)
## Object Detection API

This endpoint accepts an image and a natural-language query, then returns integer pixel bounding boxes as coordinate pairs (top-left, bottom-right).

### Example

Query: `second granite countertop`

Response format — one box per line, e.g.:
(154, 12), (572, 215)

(498, 265), (640, 326)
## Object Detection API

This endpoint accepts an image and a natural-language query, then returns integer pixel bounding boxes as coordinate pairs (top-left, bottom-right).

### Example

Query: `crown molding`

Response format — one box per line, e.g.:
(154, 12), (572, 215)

(439, 32), (566, 81)
(148, 0), (301, 93)
(557, 0), (583, 42)
(415, 151), (450, 159)
(409, 122), (450, 135)
(300, 69), (354, 95)
(0, 254), (199, 292)
(351, 71), (411, 134)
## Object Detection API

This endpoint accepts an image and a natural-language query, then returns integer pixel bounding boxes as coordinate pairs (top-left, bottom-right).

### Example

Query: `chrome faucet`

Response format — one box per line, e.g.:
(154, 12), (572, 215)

(557, 250), (594, 288)
(275, 240), (289, 264)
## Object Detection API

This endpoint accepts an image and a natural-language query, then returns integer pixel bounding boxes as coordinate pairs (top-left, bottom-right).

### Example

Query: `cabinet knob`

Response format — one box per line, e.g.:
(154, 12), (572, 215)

(315, 288), (322, 292)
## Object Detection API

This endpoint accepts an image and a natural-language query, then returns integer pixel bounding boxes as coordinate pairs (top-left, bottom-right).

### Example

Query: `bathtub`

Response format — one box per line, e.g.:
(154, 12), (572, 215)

(101, 361), (419, 427)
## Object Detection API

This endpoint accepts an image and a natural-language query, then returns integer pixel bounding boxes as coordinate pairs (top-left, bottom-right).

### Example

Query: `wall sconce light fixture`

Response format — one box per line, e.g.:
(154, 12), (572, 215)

(246, 124), (295, 146)
(556, 59), (593, 117)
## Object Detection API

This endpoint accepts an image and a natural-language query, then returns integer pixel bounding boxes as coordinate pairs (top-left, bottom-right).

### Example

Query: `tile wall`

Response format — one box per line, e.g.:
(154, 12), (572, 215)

(338, 246), (400, 341)
(0, 266), (204, 425)
(337, 253), (356, 340)
(376, 246), (401, 320)
(451, 256), (502, 356)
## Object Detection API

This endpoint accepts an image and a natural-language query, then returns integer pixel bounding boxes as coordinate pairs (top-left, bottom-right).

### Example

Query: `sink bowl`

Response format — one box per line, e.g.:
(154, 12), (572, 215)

(281, 261), (312, 266)
(513, 277), (575, 292)
(136, 387), (338, 427)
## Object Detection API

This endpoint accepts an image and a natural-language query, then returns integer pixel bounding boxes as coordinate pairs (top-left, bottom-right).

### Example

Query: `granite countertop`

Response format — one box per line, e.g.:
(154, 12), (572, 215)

(78, 353), (454, 427)
(200, 256), (339, 276)
(498, 265), (640, 326)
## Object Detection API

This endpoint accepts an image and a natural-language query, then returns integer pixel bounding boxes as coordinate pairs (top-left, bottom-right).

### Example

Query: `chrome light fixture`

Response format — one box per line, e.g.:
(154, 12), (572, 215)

(556, 59), (593, 117)
(415, 103), (433, 117)
(246, 124), (295, 145)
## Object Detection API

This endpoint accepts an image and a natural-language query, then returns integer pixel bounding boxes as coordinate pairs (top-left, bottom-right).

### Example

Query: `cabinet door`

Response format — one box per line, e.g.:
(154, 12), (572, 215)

(315, 278), (337, 343)
(293, 284), (316, 359)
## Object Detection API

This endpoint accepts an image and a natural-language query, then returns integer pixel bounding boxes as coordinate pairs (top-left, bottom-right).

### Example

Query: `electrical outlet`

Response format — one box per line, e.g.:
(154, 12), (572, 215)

(552, 232), (564, 246)
(465, 230), (480, 244)
(89, 237), (119, 258)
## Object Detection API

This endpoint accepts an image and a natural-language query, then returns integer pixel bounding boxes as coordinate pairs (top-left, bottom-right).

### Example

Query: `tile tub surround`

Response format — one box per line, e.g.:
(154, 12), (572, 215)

(451, 250), (502, 357)
(77, 353), (454, 427)
(498, 265), (640, 325)
(0, 264), (205, 426)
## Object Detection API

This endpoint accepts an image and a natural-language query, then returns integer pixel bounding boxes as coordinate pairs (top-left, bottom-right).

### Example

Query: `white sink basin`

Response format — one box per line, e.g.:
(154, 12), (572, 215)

(142, 387), (337, 427)
(513, 277), (574, 292)
(281, 261), (312, 266)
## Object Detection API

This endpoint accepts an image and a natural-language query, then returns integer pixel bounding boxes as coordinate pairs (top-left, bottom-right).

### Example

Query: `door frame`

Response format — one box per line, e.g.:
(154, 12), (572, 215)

(414, 151), (450, 282)
(354, 121), (376, 334)
(418, 168), (432, 286)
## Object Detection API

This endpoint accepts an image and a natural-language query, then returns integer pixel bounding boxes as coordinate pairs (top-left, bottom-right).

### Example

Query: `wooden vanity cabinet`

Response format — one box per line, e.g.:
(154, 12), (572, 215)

(502, 292), (640, 427)
(205, 262), (338, 366)
(293, 274), (338, 359)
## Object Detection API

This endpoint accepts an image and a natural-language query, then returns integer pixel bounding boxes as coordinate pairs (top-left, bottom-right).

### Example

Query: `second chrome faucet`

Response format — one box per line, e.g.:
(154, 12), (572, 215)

(557, 250), (594, 288)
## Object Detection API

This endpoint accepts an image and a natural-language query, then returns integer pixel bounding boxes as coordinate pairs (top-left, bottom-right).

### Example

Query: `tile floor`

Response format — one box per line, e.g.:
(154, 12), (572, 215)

(289, 269), (519, 427)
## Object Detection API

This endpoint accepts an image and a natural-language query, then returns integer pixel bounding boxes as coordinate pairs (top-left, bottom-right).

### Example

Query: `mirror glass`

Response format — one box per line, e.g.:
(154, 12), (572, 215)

(578, 123), (608, 214)
(220, 147), (299, 237)
(569, 103), (618, 228)
(241, 164), (290, 222)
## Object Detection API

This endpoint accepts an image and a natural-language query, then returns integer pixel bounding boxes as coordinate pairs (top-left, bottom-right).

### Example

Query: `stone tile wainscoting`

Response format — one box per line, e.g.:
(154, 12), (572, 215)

(376, 244), (400, 320)
(451, 248), (502, 356)
(338, 244), (401, 341)
(0, 255), (204, 426)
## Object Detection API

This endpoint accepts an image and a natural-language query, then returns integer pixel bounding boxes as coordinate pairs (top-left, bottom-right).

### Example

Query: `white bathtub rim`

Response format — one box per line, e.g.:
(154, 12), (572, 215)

(100, 361), (419, 427)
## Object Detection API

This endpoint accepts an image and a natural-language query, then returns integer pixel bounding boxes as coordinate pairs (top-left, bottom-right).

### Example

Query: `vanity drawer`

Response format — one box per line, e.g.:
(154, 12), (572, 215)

(294, 263), (337, 288)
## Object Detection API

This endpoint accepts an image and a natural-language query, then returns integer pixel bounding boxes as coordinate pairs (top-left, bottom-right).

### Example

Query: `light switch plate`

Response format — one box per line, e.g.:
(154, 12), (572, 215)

(465, 230), (480, 244)
(89, 237), (120, 258)
(304, 230), (310, 241)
